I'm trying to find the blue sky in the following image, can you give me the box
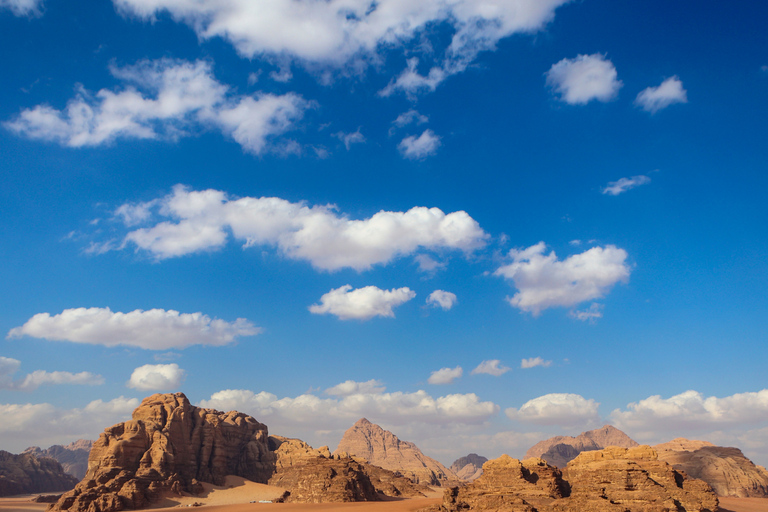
[1,0,767,468]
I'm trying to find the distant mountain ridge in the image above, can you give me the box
[450,453,487,481]
[525,425,638,467]
[0,450,78,497]
[23,440,93,480]
[333,417,458,486]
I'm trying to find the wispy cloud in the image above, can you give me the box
[471,360,511,377]
[428,366,463,385]
[520,357,552,369]
[602,175,651,195]
[399,129,441,160]
[635,76,688,114]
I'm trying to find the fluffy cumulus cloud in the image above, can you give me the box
[635,76,688,114]
[4,59,308,155]
[309,285,415,321]
[0,0,41,16]
[471,359,510,377]
[520,357,552,369]
[114,0,571,94]
[113,185,488,270]
[0,396,139,452]
[546,54,622,105]
[428,366,463,385]
[7,307,260,350]
[127,363,185,391]
[325,379,386,397]
[602,175,651,195]
[427,290,457,310]
[398,129,441,159]
[611,389,768,433]
[506,393,600,427]
[0,357,104,391]
[199,385,498,429]
[495,242,630,315]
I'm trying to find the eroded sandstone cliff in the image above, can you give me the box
[24,440,94,480]
[0,451,78,497]
[524,425,639,468]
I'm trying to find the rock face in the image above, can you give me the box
[333,418,457,486]
[428,446,719,512]
[654,438,768,497]
[0,451,78,496]
[269,436,427,500]
[24,441,94,480]
[49,393,276,512]
[450,454,488,481]
[524,425,639,468]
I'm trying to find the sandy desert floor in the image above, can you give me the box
[2,489,765,512]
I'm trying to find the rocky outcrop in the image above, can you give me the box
[48,393,276,512]
[0,451,78,496]
[269,436,427,500]
[426,446,719,512]
[654,438,768,497]
[24,441,94,480]
[450,454,488,481]
[333,418,458,486]
[524,425,639,468]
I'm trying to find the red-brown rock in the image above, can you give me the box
[525,425,639,468]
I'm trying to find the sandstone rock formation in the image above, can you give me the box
[333,418,458,486]
[24,440,94,480]
[654,438,768,497]
[0,451,78,496]
[425,446,719,512]
[269,435,427,500]
[49,393,276,512]
[524,425,639,468]
[450,454,488,481]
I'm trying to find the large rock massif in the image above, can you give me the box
[0,451,78,497]
[24,441,94,480]
[426,446,719,512]
[525,425,639,468]
[333,418,458,486]
[450,454,488,481]
[654,438,768,497]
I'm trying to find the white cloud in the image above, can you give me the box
[325,379,386,397]
[602,175,651,195]
[334,129,366,150]
[0,396,139,453]
[115,185,488,270]
[114,0,570,94]
[471,360,510,377]
[546,54,622,105]
[392,109,428,129]
[399,129,441,160]
[428,366,463,385]
[506,393,600,427]
[309,285,415,321]
[414,254,446,273]
[127,363,185,391]
[0,0,41,16]
[520,357,552,369]
[495,242,630,315]
[610,389,768,432]
[569,302,604,322]
[5,59,308,155]
[635,76,688,114]
[0,356,104,391]
[426,290,457,311]
[199,387,498,429]
[7,307,260,350]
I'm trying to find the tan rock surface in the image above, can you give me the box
[268,456,379,503]
[654,438,768,497]
[424,446,719,512]
[449,454,487,481]
[524,425,639,468]
[0,452,78,497]
[48,393,276,512]
[333,418,457,487]
[24,442,94,481]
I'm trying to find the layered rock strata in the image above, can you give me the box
[524,425,639,468]
[654,438,768,497]
[426,446,719,512]
[450,454,488,481]
[24,441,94,480]
[0,451,78,496]
[333,417,458,486]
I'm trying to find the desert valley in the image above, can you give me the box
[1,393,766,512]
